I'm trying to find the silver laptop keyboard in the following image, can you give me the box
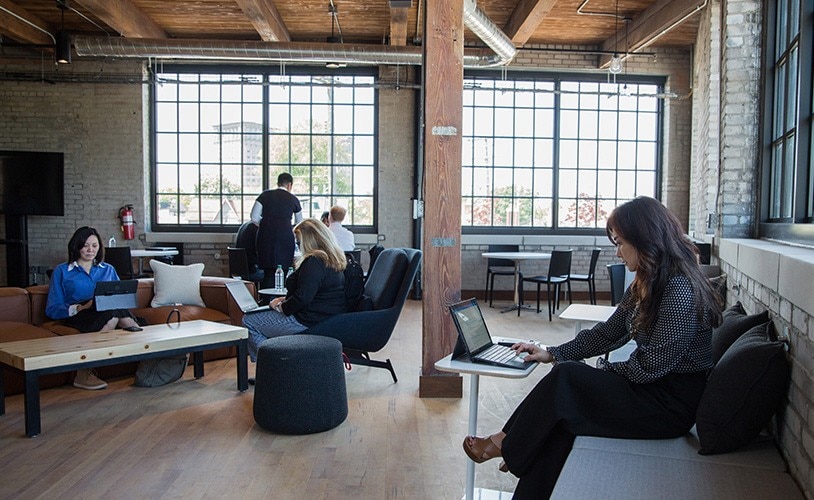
[477,345,517,364]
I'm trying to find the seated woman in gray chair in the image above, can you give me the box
[242,218,348,362]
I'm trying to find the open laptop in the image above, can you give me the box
[94,280,138,311]
[225,280,270,314]
[449,298,531,370]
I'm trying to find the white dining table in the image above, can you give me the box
[482,251,551,315]
[130,248,179,274]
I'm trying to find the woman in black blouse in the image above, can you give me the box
[463,196,723,498]
[242,218,347,362]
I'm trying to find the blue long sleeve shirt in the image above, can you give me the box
[45,261,120,320]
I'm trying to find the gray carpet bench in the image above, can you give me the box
[551,428,803,499]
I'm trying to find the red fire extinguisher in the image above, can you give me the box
[119,205,135,240]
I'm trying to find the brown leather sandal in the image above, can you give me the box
[462,435,502,463]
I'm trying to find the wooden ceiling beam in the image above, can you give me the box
[599,0,706,67]
[73,0,166,39]
[234,0,291,42]
[389,7,408,46]
[0,0,54,45]
[503,0,559,46]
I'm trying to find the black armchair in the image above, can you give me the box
[303,247,422,383]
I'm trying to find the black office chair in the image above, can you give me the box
[345,249,362,264]
[105,246,148,279]
[521,250,573,321]
[484,244,522,307]
[304,248,422,382]
[607,263,627,306]
[569,248,601,305]
[227,247,251,280]
[368,244,384,277]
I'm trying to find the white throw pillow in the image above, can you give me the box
[149,260,205,307]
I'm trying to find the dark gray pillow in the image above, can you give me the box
[711,301,769,363]
[696,322,790,455]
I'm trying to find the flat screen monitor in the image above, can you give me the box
[0,150,64,216]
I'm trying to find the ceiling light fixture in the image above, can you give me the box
[55,0,71,64]
[608,0,621,80]
[608,54,623,74]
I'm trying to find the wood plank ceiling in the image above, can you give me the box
[0,0,704,65]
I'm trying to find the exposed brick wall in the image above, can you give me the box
[690,1,721,237]
[690,1,812,496]
[0,60,147,283]
[717,0,762,238]
[376,65,417,251]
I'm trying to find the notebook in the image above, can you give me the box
[225,280,270,314]
[94,280,139,311]
[449,298,531,370]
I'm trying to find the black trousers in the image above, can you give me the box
[501,361,707,499]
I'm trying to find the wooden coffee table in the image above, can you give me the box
[0,320,248,437]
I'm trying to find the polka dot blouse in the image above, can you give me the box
[548,274,713,384]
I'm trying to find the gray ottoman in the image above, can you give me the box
[253,335,348,434]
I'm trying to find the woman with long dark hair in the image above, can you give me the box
[462,196,723,498]
[46,226,140,390]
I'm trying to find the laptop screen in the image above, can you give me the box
[224,280,260,312]
[449,298,493,354]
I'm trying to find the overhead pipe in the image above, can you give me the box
[74,1,515,67]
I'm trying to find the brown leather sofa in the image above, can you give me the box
[0,277,254,395]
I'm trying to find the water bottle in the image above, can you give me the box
[286,266,294,279]
[274,265,284,290]
[108,236,116,247]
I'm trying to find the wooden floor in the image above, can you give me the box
[0,299,581,499]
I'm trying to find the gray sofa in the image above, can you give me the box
[552,428,802,499]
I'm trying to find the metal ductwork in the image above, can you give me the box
[74,1,516,67]
[462,0,516,65]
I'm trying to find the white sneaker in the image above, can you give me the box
[73,369,108,390]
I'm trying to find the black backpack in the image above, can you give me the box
[344,254,366,311]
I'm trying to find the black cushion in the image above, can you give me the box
[711,301,770,363]
[696,322,790,455]
[364,249,408,310]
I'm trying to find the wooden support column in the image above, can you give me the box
[419,0,464,398]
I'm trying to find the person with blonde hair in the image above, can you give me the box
[242,218,348,361]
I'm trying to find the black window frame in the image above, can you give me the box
[149,64,378,234]
[461,69,665,236]
[760,0,814,244]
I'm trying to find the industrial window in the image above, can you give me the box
[461,71,662,233]
[760,0,814,244]
[152,67,376,231]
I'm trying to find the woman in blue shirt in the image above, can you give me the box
[46,226,140,390]
[462,197,723,498]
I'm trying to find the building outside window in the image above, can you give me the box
[152,68,376,231]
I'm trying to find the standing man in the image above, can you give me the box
[328,205,355,252]
[251,172,302,289]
